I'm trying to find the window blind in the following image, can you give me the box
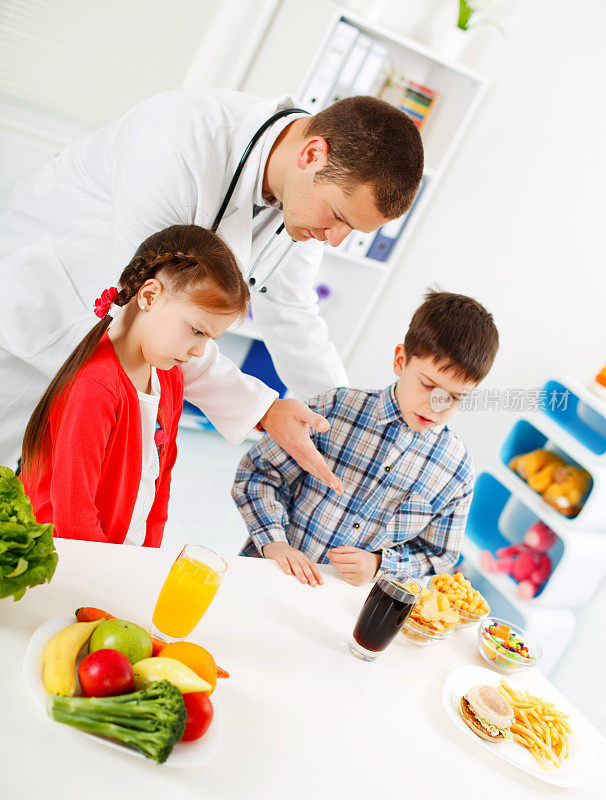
[0,0,219,127]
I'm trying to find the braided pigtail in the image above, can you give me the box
[22,224,248,471]
[22,255,162,470]
[118,228,249,318]
[21,310,114,470]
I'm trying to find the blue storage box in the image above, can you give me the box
[499,419,594,520]
[465,472,564,600]
[542,379,606,457]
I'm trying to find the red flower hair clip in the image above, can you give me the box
[94,286,119,319]
[154,428,169,447]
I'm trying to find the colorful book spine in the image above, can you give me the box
[400,81,438,131]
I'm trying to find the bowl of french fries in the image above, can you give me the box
[498,680,572,769]
[430,572,490,628]
[400,584,459,646]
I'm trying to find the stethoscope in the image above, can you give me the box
[211,107,310,293]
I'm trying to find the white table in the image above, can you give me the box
[2,539,604,799]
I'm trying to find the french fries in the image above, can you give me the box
[498,680,571,769]
[431,572,489,621]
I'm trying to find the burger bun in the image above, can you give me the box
[459,697,507,742]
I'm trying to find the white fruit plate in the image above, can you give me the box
[23,616,222,767]
[442,664,594,787]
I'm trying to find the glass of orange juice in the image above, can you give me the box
[151,544,227,640]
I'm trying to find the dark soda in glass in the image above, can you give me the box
[350,576,420,660]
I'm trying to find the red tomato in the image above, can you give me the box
[151,635,166,657]
[78,648,135,697]
[181,692,213,741]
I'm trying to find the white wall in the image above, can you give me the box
[349,0,606,468]
[239,0,606,466]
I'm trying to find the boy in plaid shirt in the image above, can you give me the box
[232,290,499,586]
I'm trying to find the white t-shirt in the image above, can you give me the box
[124,367,161,546]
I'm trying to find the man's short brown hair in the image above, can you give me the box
[404,290,499,384]
[304,96,424,219]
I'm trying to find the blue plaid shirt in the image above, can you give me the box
[233,385,474,577]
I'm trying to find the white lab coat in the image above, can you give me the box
[0,88,348,465]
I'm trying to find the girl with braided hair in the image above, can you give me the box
[20,224,249,546]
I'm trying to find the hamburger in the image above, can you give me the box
[459,684,514,742]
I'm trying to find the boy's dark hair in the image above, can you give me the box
[404,290,499,383]
[304,96,424,219]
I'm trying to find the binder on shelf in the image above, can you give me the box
[304,22,389,110]
[366,219,403,263]
[347,231,376,259]
[328,33,371,104]
[351,42,389,96]
[365,175,426,262]
[300,19,359,110]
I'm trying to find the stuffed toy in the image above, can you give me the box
[509,448,591,517]
[541,465,592,516]
[481,521,557,599]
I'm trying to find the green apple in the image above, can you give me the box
[89,619,152,664]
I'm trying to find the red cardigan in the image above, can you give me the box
[22,334,183,546]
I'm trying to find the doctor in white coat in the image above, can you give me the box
[0,87,423,481]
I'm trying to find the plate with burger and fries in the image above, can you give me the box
[441,665,595,787]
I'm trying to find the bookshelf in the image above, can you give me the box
[183,9,487,425]
[219,8,488,373]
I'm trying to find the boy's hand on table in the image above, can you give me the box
[262,541,324,587]
[328,547,381,586]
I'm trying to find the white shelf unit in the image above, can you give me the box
[460,375,606,674]
[499,414,606,531]
[218,10,488,367]
[464,467,606,609]
[540,373,606,465]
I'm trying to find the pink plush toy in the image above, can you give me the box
[480,521,557,599]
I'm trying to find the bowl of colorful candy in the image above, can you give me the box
[478,617,542,673]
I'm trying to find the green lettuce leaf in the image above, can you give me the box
[0,467,58,601]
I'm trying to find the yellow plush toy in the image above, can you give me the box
[542,465,592,517]
[509,449,591,517]
[510,449,566,493]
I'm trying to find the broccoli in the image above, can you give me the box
[47,680,186,763]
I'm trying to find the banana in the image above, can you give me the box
[42,619,105,696]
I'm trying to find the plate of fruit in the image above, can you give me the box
[478,617,542,674]
[23,607,227,766]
